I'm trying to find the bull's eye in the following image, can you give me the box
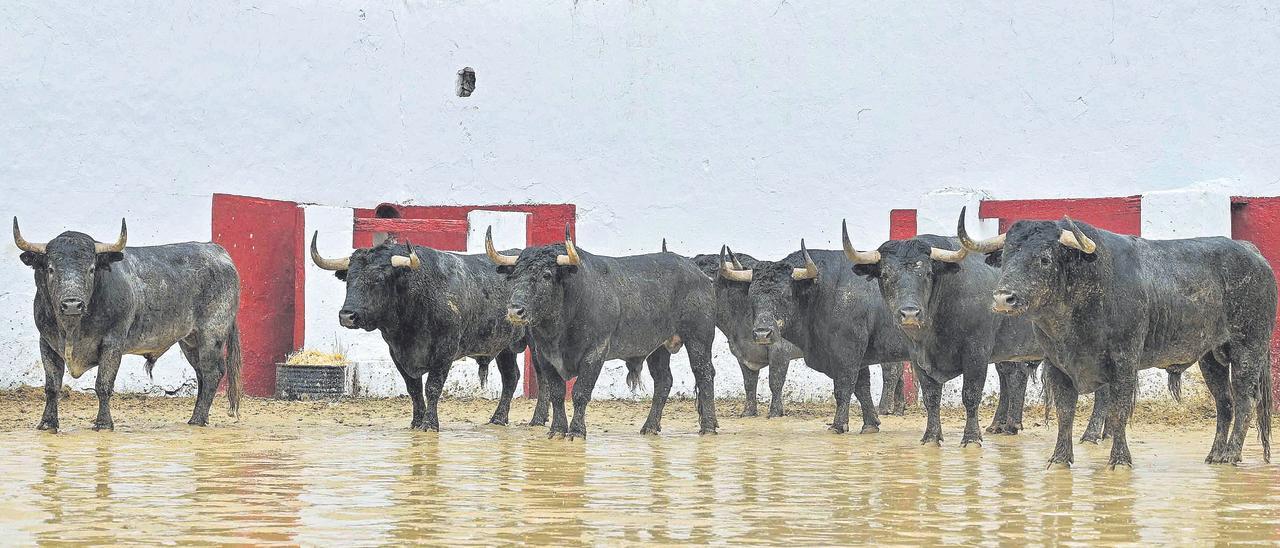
[1039,256,1052,267]
[542,271,552,280]
[915,261,924,269]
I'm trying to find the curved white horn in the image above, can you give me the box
[93,219,127,253]
[1059,216,1097,254]
[391,240,421,269]
[841,219,881,264]
[12,217,46,254]
[485,226,519,266]
[719,245,753,282]
[956,207,1006,253]
[556,224,581,266]
[310,231,351,271]
[791,239,819,280]
[929,246,968,263]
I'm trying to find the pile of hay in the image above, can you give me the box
[284,349,349,366]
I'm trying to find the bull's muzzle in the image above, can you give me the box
[338,309,360,329]
[752,327,774,345]
[992,290,1023,315]
[59,298,85,317]
[897,306,923,329]
[506,305,528,326]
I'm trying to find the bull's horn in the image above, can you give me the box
[391,240,421,269]
[485,226,519,266]
[12,217,46,254]
[841,219,880,264]
[929,245,968,263]
[725,246,745,270]
[661,238,667,253]
[791,239,819,280]
[956,207,1005,253]
[1059,216,1097,254]
[556,224,581,266]
[719,245,753,282]
[310,231,351,271]
[93,219,127,254]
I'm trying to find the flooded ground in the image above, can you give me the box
[0,391,1276,545]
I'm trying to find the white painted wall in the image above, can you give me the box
[3,1,1279,405]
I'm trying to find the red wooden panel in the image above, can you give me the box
[979,196,1142,235]
[1231,196,1280,409]
[353,218,468,234]
[887,209,919,405]
[212,194,304,397]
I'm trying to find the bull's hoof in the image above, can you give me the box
[547,430,566,440]
[961,437,983,448]
[1107,457,1134,470]
[1079,434,1102,445]
[187,418,209,427]
[859,425,880,434]
[767,408,785,419]
[36,420,59,432]
[92,420,114,432]
[985,424,1002,434]
[487,416,509,427]
[699,427,718,436]
[414,424,440,432]
[1003,424,1023,435]
[567,431,586,441]
[1205,451,1242,465]
[828,424,849,434]
[740,408,759,418]
[640,425,661,435]
[1045,460,1072,470]
[528,418,548,427]
[920,434,942,446]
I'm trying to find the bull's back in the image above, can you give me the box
[595,253,713,352]
[114,243,240,349]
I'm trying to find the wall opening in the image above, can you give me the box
[456,67,476,97]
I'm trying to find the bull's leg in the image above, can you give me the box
[529,352,550,427]
[1004,364,1029,435]
[488,351,520,426]
[1105,369,1138,469]
[1216,344,1266,464]
[182,339,227,427]
[544,364,569,439]
[916,364,943,446]
[685,339,718,434]
[960,363,985,447]
[566,361,604,440]
[1045,364,1078,468]
[395,363,427,430]
[854,365,880,434]
[91,348,123,431]
[1200,353,1233,462]
[37,340,65,432]
[739,362,761,417]
[988,363,1011,434]
[1080,386,1109,444]
[828,368,853,434]
[641,351,673,435]
[767,353,789,418]
[879,362,902,416]
[421,365,451,432]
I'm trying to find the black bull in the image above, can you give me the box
[960,213,1275,467]
[16,219,243,431]
[488,228,718,439]
[311,233,545,431]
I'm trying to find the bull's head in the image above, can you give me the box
[956,207,1097,316]
[842,220,966,333]
[485,224,580,328]
[15,218,127,325]
[311,232,420,331]
[719,241,818,345]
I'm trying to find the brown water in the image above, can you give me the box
[1,420,1277,545]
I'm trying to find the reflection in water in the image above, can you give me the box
[0,424,1277,544]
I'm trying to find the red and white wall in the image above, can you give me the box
[3,2,1279,405]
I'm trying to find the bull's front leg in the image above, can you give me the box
[543,363,570,439]
[988,363,1011,434]
[92,347,123,431]
[739,362,761,417]
[1105,367,1138,469]
[37,340,65,432]
[420,365,451,432]
[828,368,854,434]
[1045,364,1078,468]
[853,365,880,434]
[766,352,789,418]
[916,364,944,446]
[1003,363,1029,434]
[395,363,427,430]
[566,361,604,441]
[960,362,985,447]
[1080,386,1110,444]
[879,362,903,417]
[488,352,520,426]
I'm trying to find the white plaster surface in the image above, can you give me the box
[4,1,1279,406]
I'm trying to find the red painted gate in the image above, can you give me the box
[212,194,305,397]
[1231,196,1280,408]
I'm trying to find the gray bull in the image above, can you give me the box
[488,227,718,438]
[959,211,1274,466]
[16,218,242,431]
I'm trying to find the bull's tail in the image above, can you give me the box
[1167,369,1184,403]
[1041,361,1053,425]
[626,359,644,392]
[1259,349,1272,464]
[226,322,243,418]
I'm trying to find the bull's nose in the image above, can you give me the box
[992,290,1020,313]
[898,306,922,326]
[506,305,527,324]
[338,310,359,328]
[59,298,85,316]
[752,327,774,345]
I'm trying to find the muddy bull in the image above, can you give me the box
[959,212,1275,467]
[488,227,717,439]
[721,242,911,434]
[311,234,543,431]
[16,218,243,431]
[842,221,1042,445]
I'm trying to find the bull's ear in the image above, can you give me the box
[19,251,44,268]
[931,260,961,275]
[851,263,880,279]
[95,252,124,271]
[557,264,579,275]
[496,265,514,275]
[334,270,348,281]
[984,250,1003,267]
